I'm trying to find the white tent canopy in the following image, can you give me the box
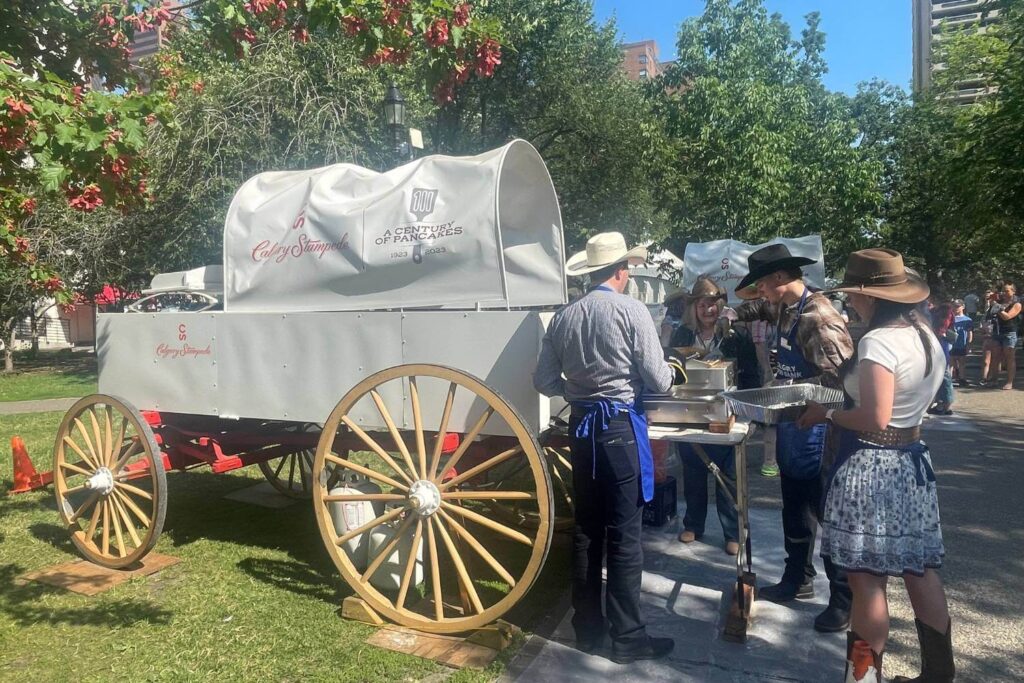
[223,140,567,312]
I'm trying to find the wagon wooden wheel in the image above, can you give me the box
[53,394,167,569]
[259,424,342,498]
[312,364,552,634]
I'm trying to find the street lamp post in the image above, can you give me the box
[383,82,411,166]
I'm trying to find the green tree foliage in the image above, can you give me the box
[429,0,673,248]
[654,0,882,269]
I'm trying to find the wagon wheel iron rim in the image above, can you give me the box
[53,394,167,569]
[312,364,553,634]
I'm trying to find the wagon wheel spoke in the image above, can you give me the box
[436,508,516,587]
[339,416,414,486]
[70,420,100,470]
[322,493,406,503]
[69,491,101,525]
[111,440,144,475]
[88,409,105,470]
[111,492,142,548]
[113,488,152,528]
[440,446,523,491]
[362,514,417,583]
[409,377,429,479]
[101,501,110,556]
[368,390,420,482]
[434,407,494,483]
[325,453,408,493]
[428,382,458,480]
[425,516,444,621]
[433,516,484,614]
[85,499,103,541]
[109,416,128,469]
[116,481,154,501]
[442,491,535,501]
[60,460,93,477]
[440,501,534,546]
[396,519,425,609]
[334,505,407,547]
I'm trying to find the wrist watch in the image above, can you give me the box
[825,408,836,423]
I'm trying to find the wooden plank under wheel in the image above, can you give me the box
[53,394,167,569]
[312,364,553,634]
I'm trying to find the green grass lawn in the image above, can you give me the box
[0,349,97,402]
[0,411,568,682]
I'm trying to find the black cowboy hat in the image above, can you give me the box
[735,243,817,293]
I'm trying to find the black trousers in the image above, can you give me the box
[568,412,647,644]
[780,473,852,611]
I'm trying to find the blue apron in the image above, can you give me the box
[774,289,827,480]
[570,285,656,503]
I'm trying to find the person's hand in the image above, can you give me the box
[668,359,688,385]
[797,400,827,429]
[719,306,739,322]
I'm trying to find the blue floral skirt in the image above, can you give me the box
[821,444,945,577]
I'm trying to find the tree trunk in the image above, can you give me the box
[30,308,39,353]
[3,321,15,373]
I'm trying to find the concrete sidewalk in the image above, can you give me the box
[505,506,846,683]
[0,397,80,415]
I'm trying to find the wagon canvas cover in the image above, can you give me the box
[223,139,566,312]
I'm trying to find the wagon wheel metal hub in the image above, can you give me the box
[83,467,116,496]
[407,480,441,517]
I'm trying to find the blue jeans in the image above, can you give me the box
[680,443,738,542]
[936,366,955,406]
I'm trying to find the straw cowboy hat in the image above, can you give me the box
[735,243,817,293]
[664,276,725,306]
[565,231,648,276]
[828,248,930,304]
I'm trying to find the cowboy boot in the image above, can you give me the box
[844,631,884,683]
[891,619,955,683]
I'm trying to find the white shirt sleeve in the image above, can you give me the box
[858,332,900,373]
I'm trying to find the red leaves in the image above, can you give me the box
[44,276,64,293]
[19,197,36,215]
[292,26,310,43]
[343,15,367,36]
[67,184,104,212]
[475,38,501,78]
[453,3,472,28]
[14,236,30,254]
[4,97,33,118]
[0,125,26,152]
[192,80,205,94]
[425,18,450,48]
[245,0,273,14]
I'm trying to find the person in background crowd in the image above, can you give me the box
[929,303,956,415]
[950,300,973,386]
[669,276,760,555]
[979,285,1002,384]
[534,231,685,663]
[733,244,854,634]
[659,289,686,347]
[963,291,980,319]
[799,248,953,683]
[981,283,1021,389]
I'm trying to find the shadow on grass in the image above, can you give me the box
[237,557,346,604]
[0,564,172,628]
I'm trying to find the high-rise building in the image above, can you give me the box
[621,40,672,81]
[913,0,1003,103]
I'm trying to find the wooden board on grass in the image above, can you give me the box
[366,626,501,670]
[20,553,180,596]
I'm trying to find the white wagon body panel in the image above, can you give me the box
[97,310,557,436]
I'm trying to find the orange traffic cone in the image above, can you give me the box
[10,436,53,494]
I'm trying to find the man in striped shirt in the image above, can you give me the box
[534,232,684,664]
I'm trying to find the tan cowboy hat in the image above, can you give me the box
[683,275,727,302]
[827,248,930,304]
[565,231,648,276]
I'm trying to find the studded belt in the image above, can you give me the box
[856,425,921,448]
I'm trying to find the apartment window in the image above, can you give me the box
[639,54,648,64]
[639,69,648,78]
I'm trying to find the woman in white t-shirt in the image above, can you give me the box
[798,249,952,683]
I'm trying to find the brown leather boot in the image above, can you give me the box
[891,619,954,683]
[844,631,884,683]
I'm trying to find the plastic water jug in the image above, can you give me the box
[327,473,383,571]
[367,515,424,592]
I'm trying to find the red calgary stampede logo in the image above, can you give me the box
[250,207,350,264]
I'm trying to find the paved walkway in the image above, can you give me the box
[0,397,80,415]
[505,363,1024,682]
